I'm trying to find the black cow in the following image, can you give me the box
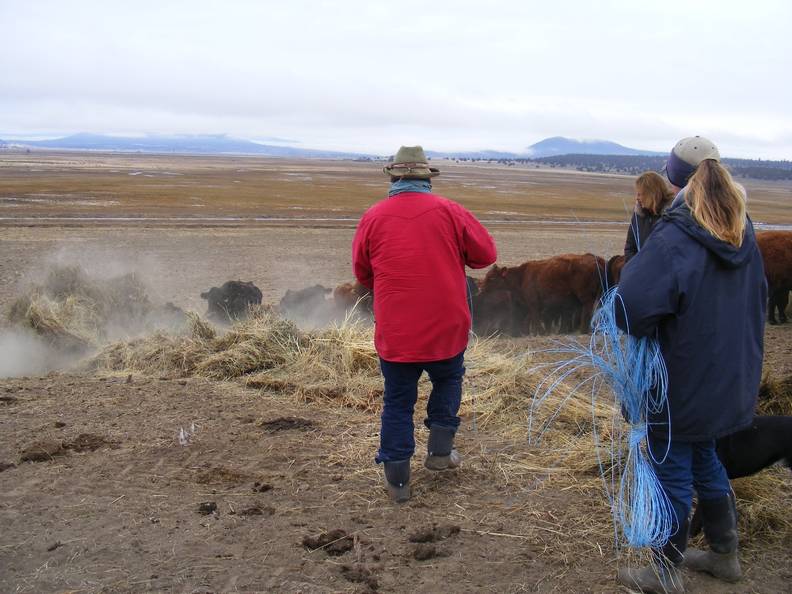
[201,280,263,323]
[690,416,792,535]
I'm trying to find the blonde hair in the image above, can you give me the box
[635,171,674,215]
[685,160,746,247]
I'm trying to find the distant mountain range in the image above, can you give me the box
[427,137,664,159]
[0,133,372,159]
[526,136,665,157]
[0,133,666,159]
[3,133,789,180]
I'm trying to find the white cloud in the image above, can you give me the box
[1,0,790,158]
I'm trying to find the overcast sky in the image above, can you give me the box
[2,0,791,159]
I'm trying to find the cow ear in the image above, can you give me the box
[200,291,209,299]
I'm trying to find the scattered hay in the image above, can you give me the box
[757,373,792,416]
[7,265,187,352]
[733,468,792,546]
[93,307,301,379]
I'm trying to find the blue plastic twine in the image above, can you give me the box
[528,287,675,550]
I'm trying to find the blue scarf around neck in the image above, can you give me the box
[388,178,432,197]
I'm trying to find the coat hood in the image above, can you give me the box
[662,199,757,269]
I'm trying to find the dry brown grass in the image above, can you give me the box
[2,152,791,224]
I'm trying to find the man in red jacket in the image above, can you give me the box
[352,146,497,502]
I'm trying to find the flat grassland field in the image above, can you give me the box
[1,151,791,594]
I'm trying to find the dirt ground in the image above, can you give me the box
[1,154,791,593]
[2,373,792,594]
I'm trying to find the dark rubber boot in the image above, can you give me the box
[617,518,688,593]
[424,426,461,471]
[685,494,741,582]
[617,563,685,594]
[383,460,411,503]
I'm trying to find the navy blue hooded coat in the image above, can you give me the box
[615,199,766,442]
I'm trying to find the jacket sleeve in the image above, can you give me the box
[624,213,638,262]
[615,233,679,337]
[452,204,497,269]
[352,215,373,289]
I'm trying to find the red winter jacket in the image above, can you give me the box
[352,192,497,362]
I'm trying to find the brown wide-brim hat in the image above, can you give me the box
[383,145,440,179]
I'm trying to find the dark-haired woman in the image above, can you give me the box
[624,170,675,262]
[615,137,766,593]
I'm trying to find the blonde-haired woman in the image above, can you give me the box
[624,171,675,262]
[615,137,766,593]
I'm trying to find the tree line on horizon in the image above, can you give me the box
[452,154,792,181]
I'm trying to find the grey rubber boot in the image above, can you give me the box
[684,494,741,582]
[383,460,411,503]
[617,518,688,594]
[424,426,462,471]
[617,563,685,594]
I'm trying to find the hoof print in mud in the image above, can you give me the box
[302,528,354,555]
[413,543,447,561]
[237,505,274,517]
[340,563,379,591]
[408,523,461,543]
[19,440,66,462]
[65,433,116,452]
[259,416,315,432]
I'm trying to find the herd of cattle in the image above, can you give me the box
[201,230,792,335]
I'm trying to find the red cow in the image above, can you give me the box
[757,231,792,324]
[606,254,626,288]
[332,281,373,320]
[474,253,606,335]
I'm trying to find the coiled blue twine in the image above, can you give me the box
[528,287,675,550]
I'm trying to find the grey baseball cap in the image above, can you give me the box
[664,136,721,188]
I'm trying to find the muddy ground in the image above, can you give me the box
[1,372,791,594]
[1,155,791,593]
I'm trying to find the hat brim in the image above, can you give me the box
[383,165,440,179]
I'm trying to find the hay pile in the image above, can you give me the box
[93,309,618,477]
[91,310,792,549]
[757,372,792,416]
[8,266,185,352]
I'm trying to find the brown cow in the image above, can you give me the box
[474,253,606,335]
[606,254,626,287]
[332,281,374,320]
[757,231,792,324]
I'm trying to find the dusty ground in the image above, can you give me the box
[1,153,791,593]
[2,372,792,594]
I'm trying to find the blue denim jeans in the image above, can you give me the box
[376,351,465,463]
[648,431,732,545]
